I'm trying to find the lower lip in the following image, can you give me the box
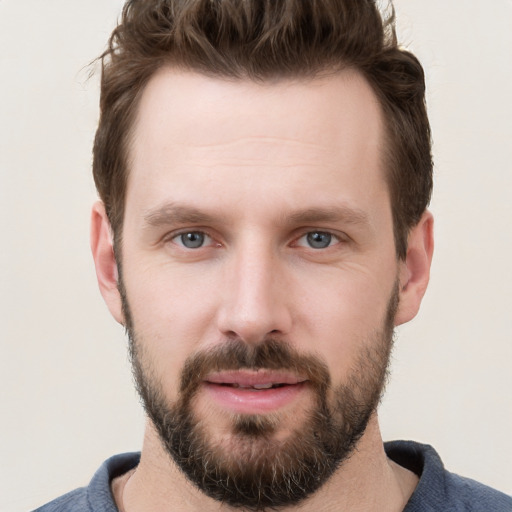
[203,382,307,414]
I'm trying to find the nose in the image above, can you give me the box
[216,240,293,344]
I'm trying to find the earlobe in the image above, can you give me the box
[395,210,434,326]
[90,201,125,325]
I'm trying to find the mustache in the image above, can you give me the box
[179,338,331,396]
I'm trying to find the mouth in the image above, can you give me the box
[205,369,307,389]
[202,370,308,414]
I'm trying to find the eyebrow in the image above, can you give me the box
[142,202,370,229]
[143,203,218,227]
[285,206,370,227]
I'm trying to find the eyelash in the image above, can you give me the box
[170,230,215,249]
[294,231,342,249]
[167,229,345,251]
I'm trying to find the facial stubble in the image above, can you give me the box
[120,278,398,511]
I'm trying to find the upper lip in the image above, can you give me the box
[205,370,307,387]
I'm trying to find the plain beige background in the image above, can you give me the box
[1,1,511,510]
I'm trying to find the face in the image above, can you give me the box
[94,68,430,509]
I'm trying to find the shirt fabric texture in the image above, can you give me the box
[33,440,512,511]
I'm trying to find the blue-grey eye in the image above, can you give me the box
[177,231,207,248]
[306,231,333,249]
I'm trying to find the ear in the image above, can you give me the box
[395,210,434,326]
[90,201,125,325]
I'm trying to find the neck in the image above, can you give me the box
[117,414,417,512]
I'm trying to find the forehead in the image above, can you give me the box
[131,67,384,156]
[126,68,387,220]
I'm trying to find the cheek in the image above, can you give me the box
[123,263,221,395]
[295,269,396,381]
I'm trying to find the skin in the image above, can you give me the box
[91,68,434,511]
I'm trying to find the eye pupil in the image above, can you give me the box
[307,232,332,249]
[180,232,205,248]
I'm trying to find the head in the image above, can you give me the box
[90,1,434,509]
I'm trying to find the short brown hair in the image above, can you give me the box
[93,0,432,259]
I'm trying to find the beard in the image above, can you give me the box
[120,279,398,511]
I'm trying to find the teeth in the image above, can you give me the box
[253,383,274,389]
[226,383,276,389]
[224,382,284,389]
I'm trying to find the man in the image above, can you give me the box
[35,0,512,511]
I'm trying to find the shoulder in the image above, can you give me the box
[32,488,88,512]
[443,472,512,511]
[32,452,140,512]
[385,440,512,512]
